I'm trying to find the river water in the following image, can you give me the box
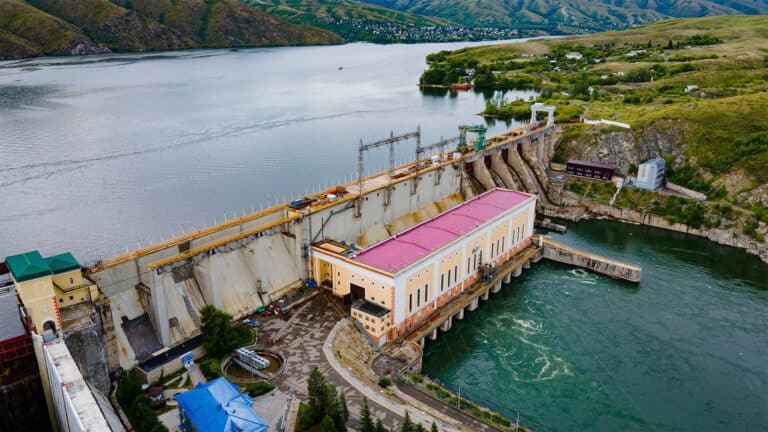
[0,41,534,261]
[1,42,766,431]
[423,220,768,432]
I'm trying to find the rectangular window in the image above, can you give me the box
[424,284,428,302]
[454,265,458,283]
[409,294,413,313]
[440,274,445,291]
[491,243,495,258]
[467,257,471,274]
[479,251,483,266]
[502,237,505,252]
[473,254,477,270]
[417,289,421,307]
[447,269,451,286]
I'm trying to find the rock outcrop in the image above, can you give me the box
[557,120,690,174]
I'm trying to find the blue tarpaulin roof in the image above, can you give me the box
[175,377,268,432]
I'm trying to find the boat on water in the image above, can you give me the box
[451,82,472,91]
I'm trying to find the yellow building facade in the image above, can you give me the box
[312,188,536,345]
[5,251,98,334]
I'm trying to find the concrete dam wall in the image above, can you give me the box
[88,124,559,370]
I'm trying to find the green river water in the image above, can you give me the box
[422,220,767,432]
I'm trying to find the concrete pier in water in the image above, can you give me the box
[540,236,642,282]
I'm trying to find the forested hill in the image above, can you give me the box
[0,0,343,60]
[359,0,768,34]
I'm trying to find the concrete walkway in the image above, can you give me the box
[324,320,471,432]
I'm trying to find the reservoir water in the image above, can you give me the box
[423,220,767,432]
[0,41,533,261]
[1,42,766,432]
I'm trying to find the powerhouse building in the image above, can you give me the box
[311,188,537,345]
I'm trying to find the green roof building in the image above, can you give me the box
[5,251,82,283]
[3,250,96,334]
[5,251,53,283]
[45,253,81,275]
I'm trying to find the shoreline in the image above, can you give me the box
[540,199,768,264]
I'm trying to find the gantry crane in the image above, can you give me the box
[458,124,487,151]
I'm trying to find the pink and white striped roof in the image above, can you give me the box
[352,188,534,273]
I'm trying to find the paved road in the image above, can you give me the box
[266,293,404,430]
[324,319,460,431]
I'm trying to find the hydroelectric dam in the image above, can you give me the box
[84,111,638,374]
[3,107,641,431]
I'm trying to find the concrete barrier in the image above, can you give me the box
[540,236,641,282]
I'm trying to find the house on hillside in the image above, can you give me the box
[565,52,583,60]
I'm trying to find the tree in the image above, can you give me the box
[307,368,349,431]
[431,422,439,432]
[375,419,388,432]
[308,367,327,416]
[667,39,673,50]
[400,411,415,432]
[200,305,250,357]
[338,391,349,428]
[320,415,337,432]
[359,397,375,432]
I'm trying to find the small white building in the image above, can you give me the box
[565,52,583,60]
[685,84,699,93]
[635,158,666,191]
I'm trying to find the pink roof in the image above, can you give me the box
[353,188,533,273]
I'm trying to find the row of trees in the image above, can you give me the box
[301,368,350,431]
[359,397,439,432]
[303,367,440,432]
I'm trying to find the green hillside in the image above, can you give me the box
[0,0,342,60]
[0,0,111,58]
[241,0,518,42]
[420,15,768,237]
[362,0,768,33]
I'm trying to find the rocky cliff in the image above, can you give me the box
[556,120,691,175]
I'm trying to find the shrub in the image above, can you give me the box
[116,372,168,432]
[378,377,391,388]
[296,402,319,432]
[245,381,274,397]
[199,358,221,381]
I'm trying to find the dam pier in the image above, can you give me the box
[2,105,641,431]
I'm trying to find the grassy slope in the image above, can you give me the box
[0,0,105,58]
[361,0,768,32]
[113,0,343,47]
[0,0,342,59]
[27,0,201,51]
[447,16,768,185]
[243,0,452,27]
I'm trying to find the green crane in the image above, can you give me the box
[458,124,487,151]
